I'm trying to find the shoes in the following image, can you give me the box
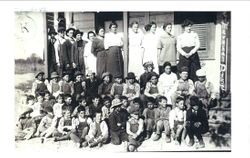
[53,137,58,142]
[166,135,171,143]
[98,142,103,148]
[196,140,205,149]
[89,141,98,148]
[41,138,45,144]
[145,133,151,140]
[188,139,194,147]
[82,141,88,147]
[153,134,161,141]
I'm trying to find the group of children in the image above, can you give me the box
[16,61,217,151]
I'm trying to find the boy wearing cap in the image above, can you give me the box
[71,29,88,76]
[72,71,86,103]
[139,62,155,93]
[59,72,74,96]
[85,111,109,148]
[98,72,113,98]
[109,98,129,145]
[31,71,48,97]
[158,62,178,105]
[110,74,124,98]
[47,72,61,98]
[15,107,36,141]
[186,96,208,149]
[171,66,194,108]
[123,72,140,101]
[194,69,217,112]
[126,109,144,152]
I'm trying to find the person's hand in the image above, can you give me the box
[132,133,138,139]
[72,63,76,68]
[194,122,201,128]
[117,123,121,126]
[184,53,190,58]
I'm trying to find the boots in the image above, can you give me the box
[196,139,205,149]
[153,134,161,141]
[145,131,151,140]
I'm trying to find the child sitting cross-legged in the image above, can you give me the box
[70,106,93,148]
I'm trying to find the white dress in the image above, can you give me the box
[128,28,144,78]
[142,32,159,73]
[84,40,97,74]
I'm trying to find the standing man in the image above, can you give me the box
[157,23,177,74]
[47,27,57,76]
[71,29,88,76]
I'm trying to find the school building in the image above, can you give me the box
[15,11,231,97]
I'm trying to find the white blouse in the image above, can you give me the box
[104,32,123,49]
[177,31,200,48]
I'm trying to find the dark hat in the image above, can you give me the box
[66,28,76,34]
[125,72,136,79]
[35,71,45,78]
[189,96,200,107]
[74,29,83,38]
[58,27,66,32]
[50,72,59,79]
[74,71,84,77]
[102,72,111,79]
[143,61,154,68]
[147,72,159,81]
[180,66,189,73]
[111,98,122,109]
[44,106,53,114]
[48,27,57,35]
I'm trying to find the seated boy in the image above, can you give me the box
[186,96,209,149]
[85,111,109,148]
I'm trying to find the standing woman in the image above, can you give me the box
[142,22,159,74]
[84,31,96,75]
[128,21,144,78]
[104,22,124,78]
[91,27,107,79]
[71,29,88,76]
[177,19,201,82]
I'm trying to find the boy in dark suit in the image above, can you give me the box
[186,96,209,149]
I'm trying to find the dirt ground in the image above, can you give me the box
[14,73,231,152]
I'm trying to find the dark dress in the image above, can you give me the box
[177,46,201,82]
[91,37,107,79]
[71,40,88,75]
[107,46,124,78]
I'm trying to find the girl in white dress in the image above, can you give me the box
[84,31,97,74]
[142,22,159,73]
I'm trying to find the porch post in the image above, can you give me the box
[123,12,129,77]
[43,12,48,78]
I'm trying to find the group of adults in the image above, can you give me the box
[47,18,201,82]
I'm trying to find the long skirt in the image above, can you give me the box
[96,50,107,79]
[107,46,124,78]
[177,46,201,82]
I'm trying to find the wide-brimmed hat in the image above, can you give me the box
[48,27,57,35]
[74,29,83,38]
[20,107,33,117]
[102,72,111,79]
[35,71,45,78]
[50,72,59,79]
[66,28,76,34]
[189,96,201,107]
[113,73,123,79]
[143,61,154,68]
[196,69,206,77]
[125,72,136,79]
[111,98,122,109]
[74,71,84,77]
